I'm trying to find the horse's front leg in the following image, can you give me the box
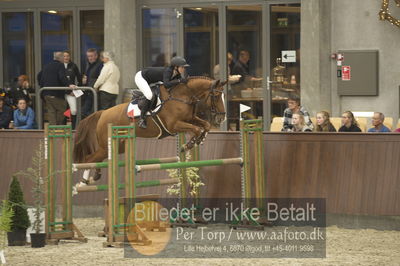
[191,116,211,145]
[173,120,203,152]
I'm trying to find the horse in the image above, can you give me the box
[73,77,227,184]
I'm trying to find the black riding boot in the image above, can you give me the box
[71,115,77,129]
[138,99,152,129]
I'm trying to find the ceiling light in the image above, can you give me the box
[48,10,58,14]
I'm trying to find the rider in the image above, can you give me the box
[134,56,190,128]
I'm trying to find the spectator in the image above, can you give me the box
[232,50,251,83]
[63,51,82,128]
[339,111,362,132]
[213,52,241,83]
[395,128,400,132]
[94,51,120,110]
[38,51,75,125]
[0,97,13,129]
[82,48,103,118]
[368,112,391,132]
[11,98,36,129]
[152,53,166,67]
[290,113,313,132]
[282,96,314,131]
[315,111,336,132]
[9,75,34,107]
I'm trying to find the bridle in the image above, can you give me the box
[165,79,226,118]
[202,80,226,118]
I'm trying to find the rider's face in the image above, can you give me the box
[177,66,185,74]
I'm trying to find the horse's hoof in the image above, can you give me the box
[93,173,102,181]
[72,182,87,196]
[72,186,78,196]
[88,176,96,184]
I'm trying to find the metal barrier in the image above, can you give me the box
[36,87,98,129]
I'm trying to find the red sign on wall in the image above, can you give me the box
[342,66,351,81]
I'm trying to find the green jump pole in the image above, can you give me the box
[76,178,180,192]
[136,157,243,172]
[72,156,180,171]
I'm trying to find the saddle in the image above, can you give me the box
[130,82,162,118]
[127,82,175,139]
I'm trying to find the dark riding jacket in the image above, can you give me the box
[141,67,186,88]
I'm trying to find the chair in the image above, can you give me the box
[357,121,367,132]
[355,117,367,125]
[272,117,283,123]
[270,122,283,132]
[330,117,342,131]
[383,117,393,130]
[355,117,367,132]
[310,117,317,126]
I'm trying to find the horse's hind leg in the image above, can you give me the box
[84,148,107,182]
[75,148,107,190]
[84,147,108,164]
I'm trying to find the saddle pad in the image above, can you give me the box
[127,97,162,119]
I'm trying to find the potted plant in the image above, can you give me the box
[7,176,30,246]
[0,200,14,264]
[17,141,47,248]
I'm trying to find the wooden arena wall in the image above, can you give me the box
[0,131,399,216]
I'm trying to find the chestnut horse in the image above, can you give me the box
[73,77,227,184]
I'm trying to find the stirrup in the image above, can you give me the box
[138,118,147,129]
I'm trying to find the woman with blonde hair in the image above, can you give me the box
[315,111,336,132]
[339,111,361,132]
[291,112,313,132]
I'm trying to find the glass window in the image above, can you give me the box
[80,10,104,71]
[226,5,263,131]
[41,11,73,67]
[270,4,301,118]
[2,12,34,87]
[142,8,177,67]
[184,7,218,77]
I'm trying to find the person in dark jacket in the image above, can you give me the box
[63,51,82,128]
[81,48,103,118]
[134,56,189,128]
[339,111,362,132]
[0,97,13,129]
[232,50,251,83]
[37,51,75,125]
[9,75,34,107]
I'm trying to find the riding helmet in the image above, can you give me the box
[171,56,190,67]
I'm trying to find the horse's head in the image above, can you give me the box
[187,77,228,127]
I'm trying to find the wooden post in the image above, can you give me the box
[240,120,251,209]
[44,123,52,238]
[177,133,188,208]
[254,120,265,209]
[107,123,117,245]
[45,124,86,243]
[104,124,151,247]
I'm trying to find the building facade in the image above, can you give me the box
[1,0,399,130]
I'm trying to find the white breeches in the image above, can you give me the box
[134,71,153,100]
[65,94,77,115]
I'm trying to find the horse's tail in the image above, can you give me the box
[73,110,104,163]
